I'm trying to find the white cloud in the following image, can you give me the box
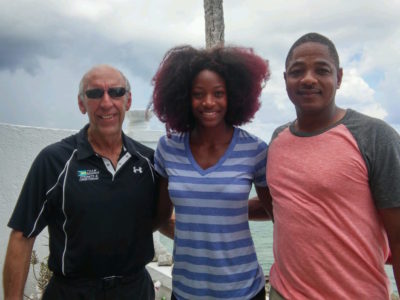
[0,0,399,133]
[340,68,375,103]
[338,68,388,119]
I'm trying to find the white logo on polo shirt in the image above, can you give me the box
[77,169,99,181]
[133,166,143,174]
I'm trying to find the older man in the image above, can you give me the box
[3,65,157,299]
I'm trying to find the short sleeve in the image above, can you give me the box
[368,124,400,208]
[344,110,400,209]
[7,148,53,237]
[254,140,268,187]
[154,136,168,178]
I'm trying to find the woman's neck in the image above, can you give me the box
[190,123,234,146]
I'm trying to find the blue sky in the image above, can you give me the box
[1,0,399,140]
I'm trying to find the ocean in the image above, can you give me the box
[160,219,398,295]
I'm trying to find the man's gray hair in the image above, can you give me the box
[78,65,131,101]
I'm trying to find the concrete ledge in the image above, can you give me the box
[146,262,172,300]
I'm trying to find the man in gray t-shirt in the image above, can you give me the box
[266,32,400,299]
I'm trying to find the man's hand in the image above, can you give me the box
[3,230,35,300]
[379,207,400,295]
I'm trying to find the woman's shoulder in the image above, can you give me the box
[236,127,268,147]
[158,132,188,149]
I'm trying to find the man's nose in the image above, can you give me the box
[301,71,317,85]
[99,91,114,107]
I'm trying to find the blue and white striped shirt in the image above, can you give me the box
[155,127,268,300]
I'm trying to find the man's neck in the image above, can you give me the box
[87,128,123,167]
[295,106,346,133]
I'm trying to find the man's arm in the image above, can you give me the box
[3,230,35,300]
[248,186,273,221]
[159,212,176,240]
[152,177,175,239]
[379,207,400,294]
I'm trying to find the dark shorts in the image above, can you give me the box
[42,268,155,300]
[171,286,265,300]
[269,286,286,300]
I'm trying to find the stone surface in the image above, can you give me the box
[153,235,173,266]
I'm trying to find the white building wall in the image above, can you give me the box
[0,111,166,298]
[0,124,78,298]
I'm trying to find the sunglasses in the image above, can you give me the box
[85,87,127,99]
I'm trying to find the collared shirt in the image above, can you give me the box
[8,124,158,278]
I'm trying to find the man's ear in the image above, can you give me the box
[78,96,86,114]
[337,68,343,89]
[283,71,287,83]
[125,92,132,111]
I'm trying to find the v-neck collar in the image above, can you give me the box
[185,127,238,175]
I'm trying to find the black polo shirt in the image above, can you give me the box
[8,124,158,278]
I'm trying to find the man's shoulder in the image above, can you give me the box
[345,109,386,126]
[39,132,79,158]
[343,109,399,141]
[26,132,80,174]
[270,122,291,143]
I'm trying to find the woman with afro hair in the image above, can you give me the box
[151,45,273,300]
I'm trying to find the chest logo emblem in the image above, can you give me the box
[133,166,143,174]
[77,169,99,181]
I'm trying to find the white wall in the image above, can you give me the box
[0,124,78,298]
[0,111,164,298]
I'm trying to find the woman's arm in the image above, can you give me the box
[248,186,273,221]
[153,177,175,239]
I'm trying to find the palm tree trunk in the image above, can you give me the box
[204,0,225,48]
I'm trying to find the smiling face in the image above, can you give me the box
[78,66,131,139]
[191,69,228,130]
[284,42,343,118]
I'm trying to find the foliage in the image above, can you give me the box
[24,250,52,300]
